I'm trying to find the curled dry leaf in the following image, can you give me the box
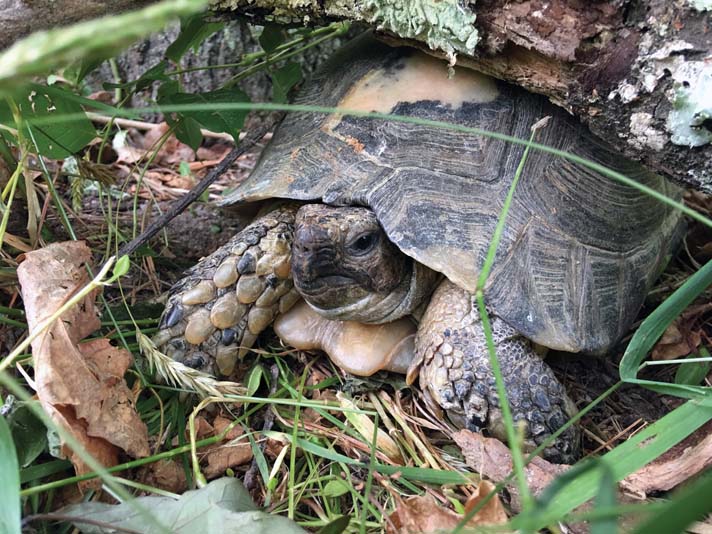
[651,320,701,361]
[143,122,196,165]
[621,422,712,499]
[192,415,253,479]
[17,241,149,488]
[452,430,568,512]
[138,459,188,495]
[387,481,507,534]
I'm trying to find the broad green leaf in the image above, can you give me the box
[112,255,131,279]
[157,78,180,100]
[61,477,306,533]
[6,400,47,467]
[675,348,711,386]
[246,364,265,397]
[0,416,21,534]
[63,57,105,85]
[0,0,208,92]
[0,130,16,164]
[0,100,14,126]
[179,161,191,176]
[172,116,203,151]
[259,24,287,53]
[166,14,224,62]
[136,60,170,92]
[318,515,350,534]
[160,88,250,139]
[271,62,302,104]
[18,87,96,158]
[322,479,350,498]
[620,258,712,398]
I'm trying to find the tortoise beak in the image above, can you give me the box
[291,224,339,290]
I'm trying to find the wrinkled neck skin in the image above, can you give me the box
[291,204,440,324]
[314,261,440,323]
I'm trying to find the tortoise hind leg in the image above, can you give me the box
[153,203,301,376]
[414,280,581,463]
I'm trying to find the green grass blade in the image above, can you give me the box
[620,258,712,398]
[468,124,544,517]
[631,472,712,534]
[18,102,712,229]
[0,0,208,91]
[592,462,618,534]
[0,416,21,534]
[509,397,712,530]
[267,432,473,485]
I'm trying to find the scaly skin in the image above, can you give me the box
[416,280,581,463]
[155,204,581,462]
[153,204,301,376]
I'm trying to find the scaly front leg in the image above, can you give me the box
[415,280,581,463]
[153,204,301,376]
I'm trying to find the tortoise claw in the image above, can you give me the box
[152,204,300,376]
[418,280,581,464]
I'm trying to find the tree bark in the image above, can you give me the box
[213,0,712,192]
[0,0,151,50]
[3,0,711,191]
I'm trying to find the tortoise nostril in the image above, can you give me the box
[294,226,330,254]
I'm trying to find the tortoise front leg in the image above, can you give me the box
[414,280,581,463]
[153,203,302,376]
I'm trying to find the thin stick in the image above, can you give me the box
[86,111,237,142]
[117,117,281,258]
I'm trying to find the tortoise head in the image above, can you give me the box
[292,204,439,323]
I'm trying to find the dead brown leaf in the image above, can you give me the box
[652,321,701,361]
[17,241,150,489]
[190,415,253,479]
[143,122,196,166]
[113,131,147,165]
[387,481,507,534]
[196,144,231,162]
[137,459,188,494]
[621,423,712,498]
[452,430,568,512]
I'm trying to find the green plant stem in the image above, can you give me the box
[288,364,310,519]
[24,127,77,240]
[28,102,710,228]
[641,356,712,366]
[223,24,350,88]
[0,306,24,317]
[167,23,346,77]
[19,433,226,497]
[471,124,543,513]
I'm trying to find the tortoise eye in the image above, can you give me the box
[349,232,379,254]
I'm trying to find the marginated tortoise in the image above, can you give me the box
[154,34,683,462]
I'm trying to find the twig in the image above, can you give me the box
[86,112,236,142]
[117,117,281,258]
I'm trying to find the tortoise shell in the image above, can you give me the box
[222,33,682,354]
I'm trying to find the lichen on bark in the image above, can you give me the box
[358,0,479,57]
[211,0,479,57]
